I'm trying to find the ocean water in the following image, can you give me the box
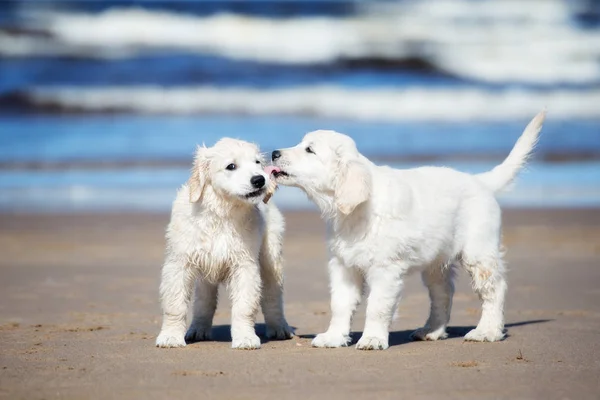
[0,0,599,212]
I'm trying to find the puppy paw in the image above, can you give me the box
[410,327,448,341]
[311,332,351,348]
[185,325,212,343]
[355,336,389,350]
[266,322,294,340]
[464,328,505,342]
[232,334,261,350]
[156,331,186,348]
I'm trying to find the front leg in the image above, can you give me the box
[356,266,404,350]
[156,256,196,348]
[312,258,364,348]
[259,248,293,340]
[229,262,262,350]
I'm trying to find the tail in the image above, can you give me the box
[477,110,546,193]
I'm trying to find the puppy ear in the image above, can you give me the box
[335,158,371,215]
[189,145,209,203]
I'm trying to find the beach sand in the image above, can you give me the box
[1,209,599,399]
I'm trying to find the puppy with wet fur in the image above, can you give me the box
[156,138,292,349]
[270,112,545,350]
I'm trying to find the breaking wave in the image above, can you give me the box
[5,85,599,121]
[2,0,599,84]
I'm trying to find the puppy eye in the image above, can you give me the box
[255,160,261,164]
[226,163,236,171]
[305,146,315,154]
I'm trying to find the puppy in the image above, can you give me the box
[156,138,293,349]
[269,112,545,350]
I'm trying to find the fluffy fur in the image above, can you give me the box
[272,111,545,350]
[156,138,293,350]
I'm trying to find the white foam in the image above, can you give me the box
[3,0,599,84]
[26,85,600,121]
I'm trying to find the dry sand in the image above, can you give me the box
[1,209,599,399]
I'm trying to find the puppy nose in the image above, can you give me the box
[251,175,266,189]
[271,150,281,161]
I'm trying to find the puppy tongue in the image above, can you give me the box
[264,166,281,175]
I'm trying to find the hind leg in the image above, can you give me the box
[459,198,506,342]
[185,278,218,343]
[411,265,455,341]
[462,254,506,342]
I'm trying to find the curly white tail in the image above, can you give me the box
[477,111,546,193]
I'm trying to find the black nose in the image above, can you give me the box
[251,175,266,189]
[271,150,281,161]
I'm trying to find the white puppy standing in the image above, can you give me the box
[270,112,545,350]
[156,138,292,349]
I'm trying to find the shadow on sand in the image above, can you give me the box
[185,323,298,345]
[298,319,552,347]
[186,319,551,347]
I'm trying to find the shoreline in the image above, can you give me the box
[1,206,599,220]
[2,153,600,172]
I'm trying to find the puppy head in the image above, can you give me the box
[189,138,270,206]
[271,130,371,215]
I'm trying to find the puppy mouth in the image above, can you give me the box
[244,188,266,199]
[264,165,290,179]
[273,171,289,178]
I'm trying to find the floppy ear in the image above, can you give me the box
[189,145,210,203]
[335,157,371,215]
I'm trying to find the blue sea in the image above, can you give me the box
[0,0,599,212]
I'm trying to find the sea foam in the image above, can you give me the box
[1,0,598,84]
[17,85,600,121]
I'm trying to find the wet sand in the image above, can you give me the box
[1,209,599,399]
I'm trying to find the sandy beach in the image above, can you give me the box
[1,209,599,399]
